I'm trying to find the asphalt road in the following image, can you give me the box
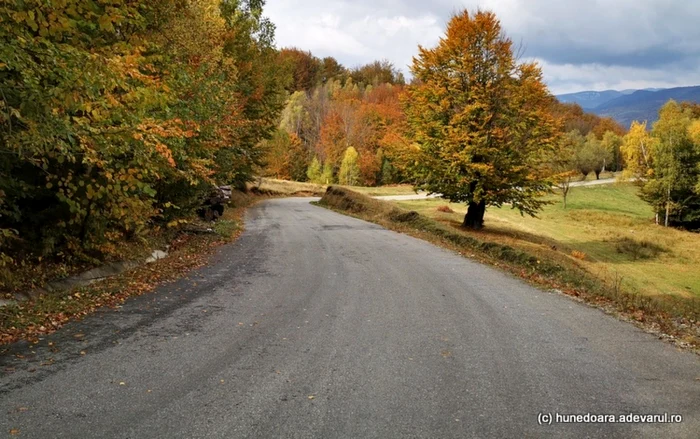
[1,198,698,438]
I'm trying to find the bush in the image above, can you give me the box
[571,250,587,260]
[615,237,666,260]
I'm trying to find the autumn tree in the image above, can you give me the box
[338,147,360,186]
[350,60,405,86]
[621,101,700,227]
[264,53,411,186]
[403,10,558,229]
[647,101,699,226]
[0,0,285,263]
[621,121,655,182]
[306,157,323,183]
[321,162,334,184]
[321,57,347,84]
[576,133,612,179]
[262,131,308,181]
[601,131,624,172]
[553,131,584,208]
[550,102,624,138]
[279,91,308,137]
[278,48,322,92]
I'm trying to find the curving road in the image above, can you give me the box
[1,198,698,438]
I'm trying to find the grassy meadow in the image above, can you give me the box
[394,183,699,301]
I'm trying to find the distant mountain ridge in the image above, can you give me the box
[556,86,700,128]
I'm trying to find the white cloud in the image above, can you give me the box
[539,60,700,95]
[265,0,700,93]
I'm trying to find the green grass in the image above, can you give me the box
[394,183,700,301]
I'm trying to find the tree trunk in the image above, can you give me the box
[462,200,486,230]
[664,187,671,227]
[79,199,93,245]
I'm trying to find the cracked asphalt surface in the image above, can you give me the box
[1,197,698,438]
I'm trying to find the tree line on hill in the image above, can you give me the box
[263,50,628,186]
[262,47,409,187]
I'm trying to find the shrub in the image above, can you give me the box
[571,250,587,260]
[615,237,666,260]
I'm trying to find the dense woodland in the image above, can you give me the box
[0,0,287,269]
[2,2,700,274]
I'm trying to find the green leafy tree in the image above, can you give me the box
[601,131,624,172]
[577,133,612,180]
[622,101,700,227]
[321,162,335,185]
[552,131,583,208]
[403,10,559,229]
[647,101,699,226]
[381,160,396,185]
[338,147,360,185]
[307,157,323,183]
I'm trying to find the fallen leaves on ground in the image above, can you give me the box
[0,207,248,346]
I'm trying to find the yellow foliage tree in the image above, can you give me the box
[403,10,559,229]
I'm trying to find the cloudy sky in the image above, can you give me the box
[265,0,700,94]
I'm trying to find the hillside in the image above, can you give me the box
[556,90,626,109]
[556,86,700,127]
[593,86,700,127]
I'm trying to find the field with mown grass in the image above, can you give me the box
[394,183,700,302]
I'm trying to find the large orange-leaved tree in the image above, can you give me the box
[403,10,559,229]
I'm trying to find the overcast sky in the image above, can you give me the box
[265,0,700,94]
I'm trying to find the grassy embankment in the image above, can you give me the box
[0,182,320,345]
[318,184,700,349]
